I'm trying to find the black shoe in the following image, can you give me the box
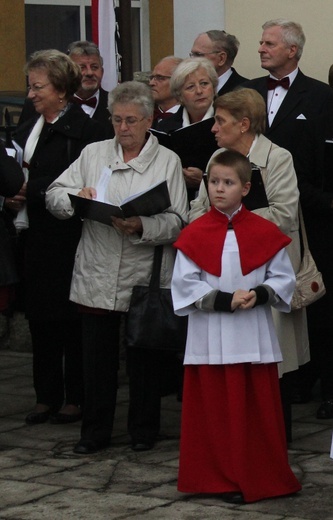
[73,439,110,454]
[221,492,245,504]
[50,412,82,424]
[131,442,154,452]
[25,409,52,425]
[316,399,333,419]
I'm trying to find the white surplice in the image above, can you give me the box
[171,230,295,365]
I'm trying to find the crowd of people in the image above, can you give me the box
[1,17,333,504]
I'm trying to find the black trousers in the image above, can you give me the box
[279,371,294,443]
[80,312,121,444]
[29,319,83,409]
[296,323,333,400]
[127,347,183,444]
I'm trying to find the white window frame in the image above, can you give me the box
[25,0,150,70]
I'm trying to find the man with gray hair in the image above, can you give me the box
[149,56,182,128]
[67,40,113,137]
[243,19,333,156]
[244,19,333,432]
[190,30,248,96]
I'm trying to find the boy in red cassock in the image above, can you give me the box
[171,150,301,504]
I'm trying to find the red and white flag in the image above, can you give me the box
[92,0,119,91]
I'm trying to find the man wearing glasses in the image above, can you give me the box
[190,30,248,96]
[149,56,182,128]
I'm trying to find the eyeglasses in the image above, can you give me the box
[27,83,51,92]
[149,74,171,82]
[189,51,220,58]
[111,116,145,127]
[183,81,212,93]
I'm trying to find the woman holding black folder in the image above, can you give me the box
[46,81,189,455]
[190,88,309,443]
[152,57,219,201]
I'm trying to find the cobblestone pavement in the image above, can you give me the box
[1,350,333,520]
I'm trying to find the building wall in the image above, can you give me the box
[0,0,26,90]
[173,0,224,58]
[149,0,174,69]
[225,0,333,84]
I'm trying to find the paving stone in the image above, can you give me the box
[0,489,170,520]
[1,350,333,520]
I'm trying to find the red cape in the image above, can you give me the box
[174,205,291,277]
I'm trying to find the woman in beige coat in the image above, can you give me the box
[46,81,189,454]
[190,88,309,442]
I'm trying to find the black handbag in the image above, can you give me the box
[125,245,188,351]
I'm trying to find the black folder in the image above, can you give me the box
[68,180,171,225]
[151,117,219,171]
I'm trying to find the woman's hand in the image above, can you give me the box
[77,187,97,199]
[111,216,143,236]
[4,182,27,212]
[183,167,203,189]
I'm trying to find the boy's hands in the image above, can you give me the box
[231,289,257,311]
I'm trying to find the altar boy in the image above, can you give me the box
[171,150,301,504]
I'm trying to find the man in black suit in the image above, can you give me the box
[243,19,333,157]
[293,107,333,419]
[190,30,248,96]
[244,19,333,421]
[149,56,182,128]
[66,40,114,138]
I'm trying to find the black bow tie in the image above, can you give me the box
[72,96,97,108]
[267,77,290,90]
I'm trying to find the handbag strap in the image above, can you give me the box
[149,245,163,290]
[298,204,310,253]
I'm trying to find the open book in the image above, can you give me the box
[68,180,171,225]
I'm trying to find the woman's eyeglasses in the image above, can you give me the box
[27,83,51,92]
[111,116,145,127]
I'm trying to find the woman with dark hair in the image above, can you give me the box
[11,49,106,425]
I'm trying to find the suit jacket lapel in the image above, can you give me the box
[268,71,306,132]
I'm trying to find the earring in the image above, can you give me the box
[59,98,63,103]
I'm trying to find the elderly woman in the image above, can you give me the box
[190,88,309,442]
[46,81,188,454]
[11,50,106,426]
[152,57,219,200]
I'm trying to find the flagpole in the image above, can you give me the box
[118,0,133,81]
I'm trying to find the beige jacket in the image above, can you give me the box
[46,134,189,312]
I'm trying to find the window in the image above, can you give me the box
[24,1,150,73]
[25,1,91,59]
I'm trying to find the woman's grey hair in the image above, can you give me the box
[67,40,103,66]
[262,19,305,60]
[214,88,266,135]
[170,57,218,100]
[24,49,82,98]
[108,81,155,117]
